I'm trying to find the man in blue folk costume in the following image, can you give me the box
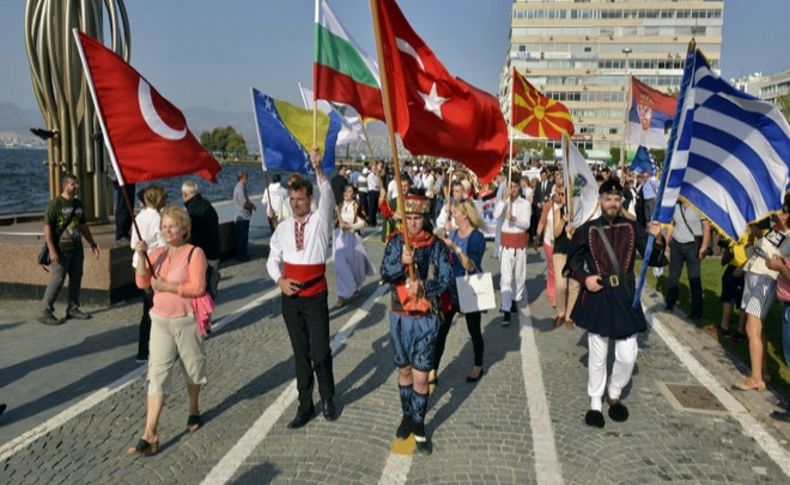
[380,194,453,455]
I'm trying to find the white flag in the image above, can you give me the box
[298,83,363,146]
[562,135,599,227]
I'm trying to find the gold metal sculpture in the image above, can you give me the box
[24,0,130,221]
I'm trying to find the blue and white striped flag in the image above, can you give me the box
[656,49,790,241]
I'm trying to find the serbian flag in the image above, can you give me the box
[512,68,574,139]
[372,0,507,185]
[73,30,221,185]
[314,0,385,121]
[625,76,676,149]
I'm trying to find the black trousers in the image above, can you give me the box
[282,291,335,412]
[665,239,704,317]
[367,190,380,226]
[434,308,484,371]
[114,183,136,240]
[138,288,154,358]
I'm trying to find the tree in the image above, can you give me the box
[777,93,790,123]
[649,148,666,168]
[199,126,247,158]
[610,147,620,165]
[578,146,588,159]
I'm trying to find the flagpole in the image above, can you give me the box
[370,0,414,280]
[506,68,515,220]
[620,74,632,177]
[250,87,276,230]
[72,29,155,276]
[564,134,574,223]
[632,39,697,308]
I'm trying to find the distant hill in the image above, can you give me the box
[0,101,404,158]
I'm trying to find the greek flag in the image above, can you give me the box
[655,48,790,241]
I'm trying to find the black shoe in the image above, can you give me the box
[0,403,6,417]
[770,409,790,423]
[287,407,315,429]
[510,302,518,313]
[66,309,92,320]
[37,313,64,326]
[502,311,511,326]
[395,415,412,439]
[607,400,629,422]
[730,332,747,344]
[414,436,433,455]
[135,355,148,364]
[322,400,337,421]
[585,409,605,428]
[716,326,733,338]
[466,368,485,383]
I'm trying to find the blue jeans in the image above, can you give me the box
[783,303,790,366]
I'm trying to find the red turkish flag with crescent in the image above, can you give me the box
[74,31,221,185]
[374,0,507,185]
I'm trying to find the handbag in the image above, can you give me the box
[457,272,496,314]
[37,206,77,268]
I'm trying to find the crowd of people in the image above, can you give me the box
[32,148,790,453]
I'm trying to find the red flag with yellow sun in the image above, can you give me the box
[511,68,574,139]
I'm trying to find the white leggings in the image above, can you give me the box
[587,333,638,411]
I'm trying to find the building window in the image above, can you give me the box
[609,128,618,135]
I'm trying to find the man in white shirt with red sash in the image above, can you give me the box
[494,175,531,325]
[266,148,336,429]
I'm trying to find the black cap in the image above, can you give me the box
[599,178,623,196]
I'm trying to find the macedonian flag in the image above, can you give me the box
[511,68,574,139]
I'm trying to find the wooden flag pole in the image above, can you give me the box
[370,0,414,280]
[619,74,633,177]
[564,134,574,223]
[119,184,156,278]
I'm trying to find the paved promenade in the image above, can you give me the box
[2,221,790,483]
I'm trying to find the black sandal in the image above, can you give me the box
[187,414,202,432]
[127,438,159,456]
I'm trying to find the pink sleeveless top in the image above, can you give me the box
[136,244,207,318]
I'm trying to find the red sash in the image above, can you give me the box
[501,231,529,249]
[283,262,327,297]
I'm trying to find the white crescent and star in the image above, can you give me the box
[395,37,447,120]
[138,79,187,140]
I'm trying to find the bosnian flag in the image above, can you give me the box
[73,30,221,185]
[314,0,385,121]
[625,76,676,149]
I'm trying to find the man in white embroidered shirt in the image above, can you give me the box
[266,147,336,429]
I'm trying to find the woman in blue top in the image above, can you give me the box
[432,199,487,384]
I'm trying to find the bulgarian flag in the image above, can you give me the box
[314,0,385,121]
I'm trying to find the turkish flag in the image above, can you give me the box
[74,31,221,185]
[374,0,507,185]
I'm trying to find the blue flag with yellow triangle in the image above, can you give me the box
[251,87,340,173]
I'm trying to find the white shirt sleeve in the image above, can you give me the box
[266,224,284,283]
[317,177,335,241]
[513,200,531,230]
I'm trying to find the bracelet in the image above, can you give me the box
[454,247,463,255]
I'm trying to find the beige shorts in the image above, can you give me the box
[148,312,207,395]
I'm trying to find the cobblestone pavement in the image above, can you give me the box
[2,229,790,484]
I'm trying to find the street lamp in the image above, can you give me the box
[622,47,632,74]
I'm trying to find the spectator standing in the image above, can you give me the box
[366,162,382,226]
[182,180,221,298]
[130,185,166,362]
[262,174,288,232]
[664,201,711,320]
[37,173,100,326]
[233,172,256,261]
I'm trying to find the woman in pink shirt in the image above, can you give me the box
[129,206,208,456]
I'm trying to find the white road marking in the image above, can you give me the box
[378,453,412,485]
[518,302,565,485]
[0,283,280,462]
[646,308,790,477]
[201,284,389,485]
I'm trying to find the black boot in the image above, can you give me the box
[322,399,337,421]
[396,415,412,439]
[411,420,432,455]
[287,404,315,429]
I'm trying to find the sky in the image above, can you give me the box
[1,0,788,114]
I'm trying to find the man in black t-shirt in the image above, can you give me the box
[38,174,100,326]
